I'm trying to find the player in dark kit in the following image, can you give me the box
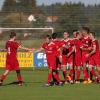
[0,32,32,86]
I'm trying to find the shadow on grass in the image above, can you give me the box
[0,81,43,87]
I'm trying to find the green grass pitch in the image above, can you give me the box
[0,68,100,100]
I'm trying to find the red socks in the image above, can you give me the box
[17,74,23,82]
[90,70,97,78]
[1,73,23,82]
[47,73,52,84]
[1,74,6,81]
[70,69,74,80]
[83,69,89,80]
[76,70,80,80]
[53,74,61,83]
[63,71,67,81]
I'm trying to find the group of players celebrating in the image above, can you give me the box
[0,26,100,86]
[39,27,100,86]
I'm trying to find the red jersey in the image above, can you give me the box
[91,39,100,54]
[67,39,74,52]
[81,36,91,49]
[6,40,20,71]
[52,39,62,57]
[74,39,82,54]
[6,41,20,59]
[81,37,91,64]
[89,39,100,66]
[73,39,82,66]
[42,42,57,69]
[60,39,70,55]
[42,42,57,56]
[74,39,82,66]
[71,38,76,42]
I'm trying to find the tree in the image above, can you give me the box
[2,0,16,11]
[1,0,42,28]
[2,0,38,14]
[16,0,38,14]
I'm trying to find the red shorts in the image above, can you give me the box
[56,56,61,69]
[74,53,82,66]
[6,58,19,71]
[47,54,56,70]
[62,55,67,65]
[55,52,61,69]
[82,51,89,65]
[67,54,73,65]
[89,53,100,66]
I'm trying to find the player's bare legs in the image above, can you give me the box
[0,70,10,85]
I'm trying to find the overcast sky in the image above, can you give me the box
[0,0,100,8]
[37,0,100,5]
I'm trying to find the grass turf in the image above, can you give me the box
[0,68,100,100]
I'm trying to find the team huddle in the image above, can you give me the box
[0,27,100,86]
[38,27,100,86]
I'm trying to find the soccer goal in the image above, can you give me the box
[0,27,54,49]
[0,27,54,68]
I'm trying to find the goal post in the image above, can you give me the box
[0,27,54,68]
[0,27,54,48]
[0,27,54,34]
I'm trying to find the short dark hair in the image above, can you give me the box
[63,31,68,33]
[76,31,80,37]
[82,27,90,33]
[52,32,58,39]
[10,31,16,38]
[72,29,78,33]
[90,32,96,37]
[46,35,52,39]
